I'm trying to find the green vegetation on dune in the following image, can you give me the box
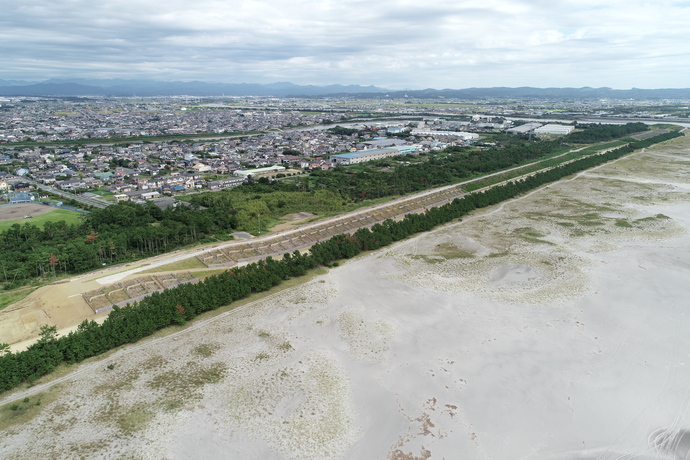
[139,257,207,273]
[0,392,60,431]
[0,286,38,311]
[186,183,349,233]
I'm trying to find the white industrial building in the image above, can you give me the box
[411,131,479,140]
[234,165,286,178]
[506,122,542,134]
[533,124,575,135]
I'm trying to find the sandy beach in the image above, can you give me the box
[2,135,690,459]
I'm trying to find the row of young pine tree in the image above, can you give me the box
[0,130,682,393]
[310,131,682,264]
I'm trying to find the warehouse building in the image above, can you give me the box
[533,124,575,135]
[506,122,542,134]
[330,145,421,165]
[411,130,479,140]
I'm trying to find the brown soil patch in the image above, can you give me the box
[0,203,54,221]
[0,281,97,347]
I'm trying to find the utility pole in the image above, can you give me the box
[258,213,261,233]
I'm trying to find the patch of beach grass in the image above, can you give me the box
[0,392,59,431]
[115,404,153,434]
[433,242,475,259]
[147,361,228,410]
[513,227,554,244]
[192,343,221,358]
[93,368,142,395]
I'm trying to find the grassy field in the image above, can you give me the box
[0,208,84,233]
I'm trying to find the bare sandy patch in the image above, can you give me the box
[338,309,395,365]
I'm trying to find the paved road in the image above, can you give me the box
[27,179,110,209]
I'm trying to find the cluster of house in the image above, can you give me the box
[0,99,341,143]
[2,94,673,146]
[2,114,489,187]
[1,99,527,202]
[0,171,31,194]
[1,94,585,145]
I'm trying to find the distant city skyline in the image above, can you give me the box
[2,0,689,90]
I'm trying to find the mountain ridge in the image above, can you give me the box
[0,79,388,97]
[1,79,690,99]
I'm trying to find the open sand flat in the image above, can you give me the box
[2,135,690,459]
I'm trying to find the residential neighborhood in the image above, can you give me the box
[0,97,497,203]
[4,94,669,204]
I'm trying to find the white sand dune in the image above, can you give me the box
[2,137,690,459]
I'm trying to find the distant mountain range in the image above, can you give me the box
[0,79,386,97]
[1,79,690,100]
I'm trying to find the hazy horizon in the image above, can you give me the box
[2,78,690,93]
[3,1,689,90]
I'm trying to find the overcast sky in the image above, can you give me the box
[2,0,689,89]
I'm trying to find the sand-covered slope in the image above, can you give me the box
[2,135,690,459]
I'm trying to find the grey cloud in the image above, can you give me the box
[1,0,689,88]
